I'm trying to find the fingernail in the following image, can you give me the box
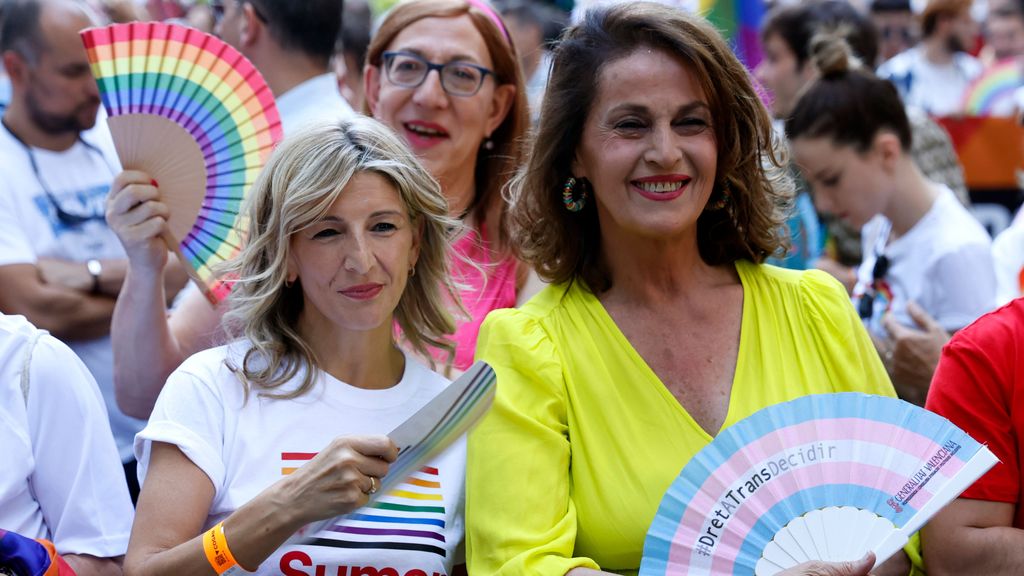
[150,179,159,187]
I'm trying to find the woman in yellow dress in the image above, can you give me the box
[465,3,917,575]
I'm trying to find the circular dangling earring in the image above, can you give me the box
[408,265,416,277]
[483,138,494,151]
[563,177,587,212]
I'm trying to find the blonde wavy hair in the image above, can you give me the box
[221,117,462,399]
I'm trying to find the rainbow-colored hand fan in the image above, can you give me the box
[640,393,998,575]
[81,22,283,302]
[962,58,1023,116]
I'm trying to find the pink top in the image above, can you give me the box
[444,224,518,370]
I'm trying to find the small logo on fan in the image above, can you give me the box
[891,440,961,507]
[887,498,903,513]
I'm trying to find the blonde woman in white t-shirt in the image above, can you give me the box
[786,33,996,405]
[123,117,467,576]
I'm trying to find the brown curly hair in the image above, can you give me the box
[507,1,792,293]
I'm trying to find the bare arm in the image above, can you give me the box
[0,264,116,340]
[64,554,124,576]
[37,256,187,300]
[125,437,398,576]
[107,170,222,419]
[37,257,128,297]
[112,269,223,419]
[923,498,1022,575]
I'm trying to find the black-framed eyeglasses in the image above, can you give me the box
[1,118,112,227]
[858,254,890,320]
[381,51,494,97]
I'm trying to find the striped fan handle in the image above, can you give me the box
[161,230,217,305]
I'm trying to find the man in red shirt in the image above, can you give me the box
[923,298,1024,574]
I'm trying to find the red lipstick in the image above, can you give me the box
[340,283,384,300]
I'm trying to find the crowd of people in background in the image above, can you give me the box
[2,0,1024,574]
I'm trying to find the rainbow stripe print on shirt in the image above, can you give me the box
[280,452,449,557]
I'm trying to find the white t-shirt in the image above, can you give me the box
[877,46,982,116]
[276,73,355,136]
[992,212,1024,305]
[136,342,465,576]
[0,119,145,462]
[853,186,996,337]
[0,314,133,556]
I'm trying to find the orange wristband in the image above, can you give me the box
[202,522,243,574]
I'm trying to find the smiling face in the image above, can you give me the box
[365,14,514,208]
[573,47,718,245]
[288,171,420,339]
[791,136,893,230]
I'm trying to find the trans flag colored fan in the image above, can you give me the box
[639,393,998,575]
[81,22,283,302]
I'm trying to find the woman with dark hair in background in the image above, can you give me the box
[787,33,996,406]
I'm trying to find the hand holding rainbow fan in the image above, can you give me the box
[80,22,284,302]
[639,393,998,575]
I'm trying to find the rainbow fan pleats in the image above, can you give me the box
[81,22,283,301]
[962,58,1023,116]
[640,393,997,575]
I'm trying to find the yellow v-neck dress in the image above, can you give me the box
[466,261,897,575]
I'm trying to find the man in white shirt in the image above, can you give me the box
[0,0,186,498]
[877,0,982,116]
[108,0,357,420]
[0,313,134,576]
